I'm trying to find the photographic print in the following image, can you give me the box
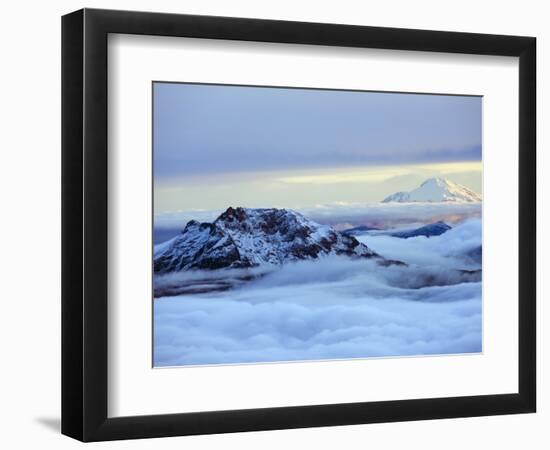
[152,82,482,368]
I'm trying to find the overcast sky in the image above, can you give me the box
[153,82,481,214]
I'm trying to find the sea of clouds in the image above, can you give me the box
[154,219,482,367]
[154,202,481,243]
[301,201,481,229]
[359,218,481,269]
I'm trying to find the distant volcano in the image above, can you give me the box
[382,177,481,203]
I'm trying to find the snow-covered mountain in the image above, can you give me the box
[382,177,481,203]
[154,207,381,273]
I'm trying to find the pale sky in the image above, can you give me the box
[153,83,482,214]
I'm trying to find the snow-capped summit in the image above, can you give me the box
[382,177,481,203]
[154,207,380,273]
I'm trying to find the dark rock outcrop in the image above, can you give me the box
[391,221,451,239]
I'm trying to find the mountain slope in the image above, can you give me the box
[342,225,380,236]
[154,207,381,273]
[391,221,452,239]
[382,177,481,203]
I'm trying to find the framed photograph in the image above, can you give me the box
[61,8,536,442]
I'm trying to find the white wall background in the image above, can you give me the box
[0,0,545,448]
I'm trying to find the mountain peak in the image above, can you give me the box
[382,177,481,203]
[154,207,381,273]
[421,177,446,186]
[217,206,250,222]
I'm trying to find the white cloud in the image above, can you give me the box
[301,202,481,228]
[358,219,481,269]
[154,220,482,366]
[154,202,482,233]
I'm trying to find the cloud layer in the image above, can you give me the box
[154,83,481,179]
[154,202,481,243]
[359,219,482,269]
[154,220,482,367]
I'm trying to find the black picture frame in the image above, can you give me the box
[62,8,536,442]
